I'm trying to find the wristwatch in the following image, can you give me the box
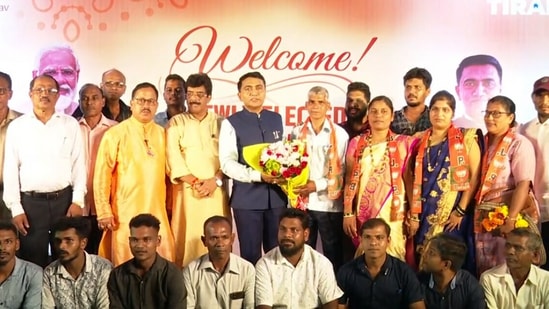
[215,177,223,187]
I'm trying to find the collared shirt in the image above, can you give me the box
[183,253,255,309]
[154,110,170,127]
[521,118,549,222]
[42,252,112,309]
[336,254,424,309]
[0,109,21,184]
[108,254,186,309]
[418,270,486,309]
[255,244,343,308]
[291,120,349,212]
[3,112,87,217]
[102,100,131,122]
[0,257,42,308]
[390,105,432,136]
[78,114,118,216]
[480,263,549,309]
[338,120,369,140]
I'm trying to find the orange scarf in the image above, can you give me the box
[411,126,471,214]
[343,130,404,221]
[476,128,516,202]
[299,117,343,199]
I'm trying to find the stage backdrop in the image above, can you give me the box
[1,0,549,128]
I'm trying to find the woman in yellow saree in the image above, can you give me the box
[343,96,418,260]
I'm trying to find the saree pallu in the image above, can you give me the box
[353,135,415,261]
[413,139,477,274]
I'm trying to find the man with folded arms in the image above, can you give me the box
[3,74,86,267]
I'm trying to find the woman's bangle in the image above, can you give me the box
[408,216,420,222]
[454,206,466,217]
[343,212,355,218]
[508,217,517,221]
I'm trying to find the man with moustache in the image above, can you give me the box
[108,214,186,308]
[183,216,255,308]
[338,81,371,139]
[391,67,432,136]
[291,86,348,272]
[3,74,86,267]
[337,218,425,309]
[155,74,186,127]
[0,221,42,308]
[255,208,343,309]
[480,228,549,308]
[42,217,112,309]
[99,69,131,122]
[453,55,502,130]
[28,45,81,116]
[94,82,175,266]
[77,84,118,254]
[219,71,286,265]
[166,73,229,267]
[520,76,549,270]
[0,72,22,220]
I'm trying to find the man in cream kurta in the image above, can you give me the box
[94,82,175,266]
[166,73,229,267]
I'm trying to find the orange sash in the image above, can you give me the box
[343,130,404,221]
[299,117,343,199]
[412,126,471,214]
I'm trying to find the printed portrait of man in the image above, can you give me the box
[453,54,502,130]
[31,45,81,115]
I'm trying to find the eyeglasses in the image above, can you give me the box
[31,87,59,95]
[0,88,10,95]
[186,92,207,99]
[42,68,77,78]
[133,98,157,106]
[103,81,125,88]
[482,110,510,119]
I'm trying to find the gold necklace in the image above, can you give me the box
[367,133,389,171]
[426,136,445,172]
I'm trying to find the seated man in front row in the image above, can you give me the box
[0,220,42,308]
[107,213,186,308]
[418,233,485,309]
[255,208,343,309]
[183,215,255,308]
[337,218,426,309]
[42,217,113,309]
[480,228,549,308]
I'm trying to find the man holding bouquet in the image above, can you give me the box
[291,86,348,271]
[219,71,287,265]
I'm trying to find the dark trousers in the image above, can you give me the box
[233,207,286,265]
[306,210,344,272]
[19,187,72,267]
[542,222,549,270]
[84,215,103,255]
[0,189,11,220]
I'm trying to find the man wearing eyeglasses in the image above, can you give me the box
[94,82,175,266]
[154,74,187,128]
[98,69,131,122]
[166,73,229,267]
[2,74,87,267]
[0,72,22,220]
[30,45,81,116]
[453,54,502,131]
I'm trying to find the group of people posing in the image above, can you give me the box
[0,53,548,308]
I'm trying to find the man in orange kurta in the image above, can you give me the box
[166,73,229,267]
[94,82,175,266]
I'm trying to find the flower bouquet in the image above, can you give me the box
[243,136,309,209]
[480,205,529,234]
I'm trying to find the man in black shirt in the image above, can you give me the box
[418,233,485,309]
[338,81,370,139]
[337,218,425,309]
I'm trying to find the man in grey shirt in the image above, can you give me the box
[0,220,42,308]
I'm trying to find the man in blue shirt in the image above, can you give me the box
[0,220,42,308]
[418,233,485,309]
